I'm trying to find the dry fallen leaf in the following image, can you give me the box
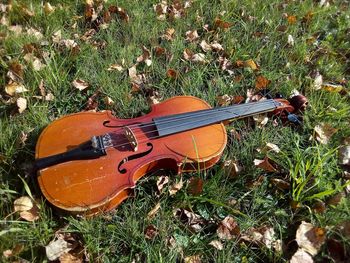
[46,236,73,261]
[270,178,290,190]
[184,255,201,263]
[257,142,280,154]
[290,248,314,263]
[59,252,83,263]
[14,196,33,212]
[107,64,123,72]
[166,69,178,79]
[144,225,158,240]
[7,61,24,82]
[147,202,161,220]
[322,83,344,93]
[13,196,39,222]
[162,28,175,41]
[295,221,326,256]
[313,72,323,90]
[187,177,203,196]
[217,216,240,240]
[287,15,297,24]
[253,114,269,128]
[255,75,271,90]
[44,2,55,15]
[72,79,89,91]
[222,159,243,178]
[185,30,199,42]
[136,46,152,66]
[313,123,337,144]
[288,34,295,46]
[169,177,183,196]
[156,175,169,193]
[174,208,205,233]
[17,97,27,114]
[254,157,277,172]
[339,146,350,165]
[209,240,223,250]
[244,59,259,70]
[214,17,232,29]
[5,82,28,96]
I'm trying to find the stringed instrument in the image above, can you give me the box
[34,95,307,216]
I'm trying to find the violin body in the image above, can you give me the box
[36,96,227,215]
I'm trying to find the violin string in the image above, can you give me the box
[108,99,278,138]
[106,99,277,133]
[103,100,278,149]
[102,100,279,150]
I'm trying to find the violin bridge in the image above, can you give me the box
[123,126,138,151]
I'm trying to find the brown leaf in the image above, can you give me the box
[104,96,114,106]
[326,238,346,262]
[290,248,314,263]
[255,75,271,90]
[17,97,27,114]
[339,146,350,165]
[156,175,169,193]
[222,159,242,178]
[174,208,205,233]
[270,178,290,190]
[59,252,83,263]
[85,89,100,111]
[154,46,166,56]
[287,15,297,24]
[5,82,28,96]
[109,6,129,22]
[244,59,259,70]
[19,208,39,222]
[136,46,152,66]
[184,255,201,263]
[166,69,178,79]
[144,225,158,240]
[72,79,89,91]
[7,61,24,82]
[14,196,33,212]
[162,28,175,41]
[169,177,183,196]
[326,192,345,206]
[187,177,203,196]
[46,235,75,261]
[216,94,232,106]
[313,123,337,144]
[154,1,168,20]
[257,142,280,154]
[209,240,223,250]
[254,157,277,172]
[312,200,326,214]
[253,114,269,128]
[44,2,55,15]
[214,17,232,29]
[185,30,199,42]
[295,221,326,256]
[217,216,240,240]
[322,83,344,93]
[147,202,161,220]
[107,64,123,72]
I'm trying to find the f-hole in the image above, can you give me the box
[118,143,153,174]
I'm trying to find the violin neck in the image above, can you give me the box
[153,99,280,137]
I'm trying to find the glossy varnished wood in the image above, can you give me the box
[36,96,227,215]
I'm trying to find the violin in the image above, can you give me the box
[34,95,307,216]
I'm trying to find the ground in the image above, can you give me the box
[0,0,350,262]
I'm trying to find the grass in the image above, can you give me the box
[1,0,350,262]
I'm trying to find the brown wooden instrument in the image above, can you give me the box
[35,95,304,216]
